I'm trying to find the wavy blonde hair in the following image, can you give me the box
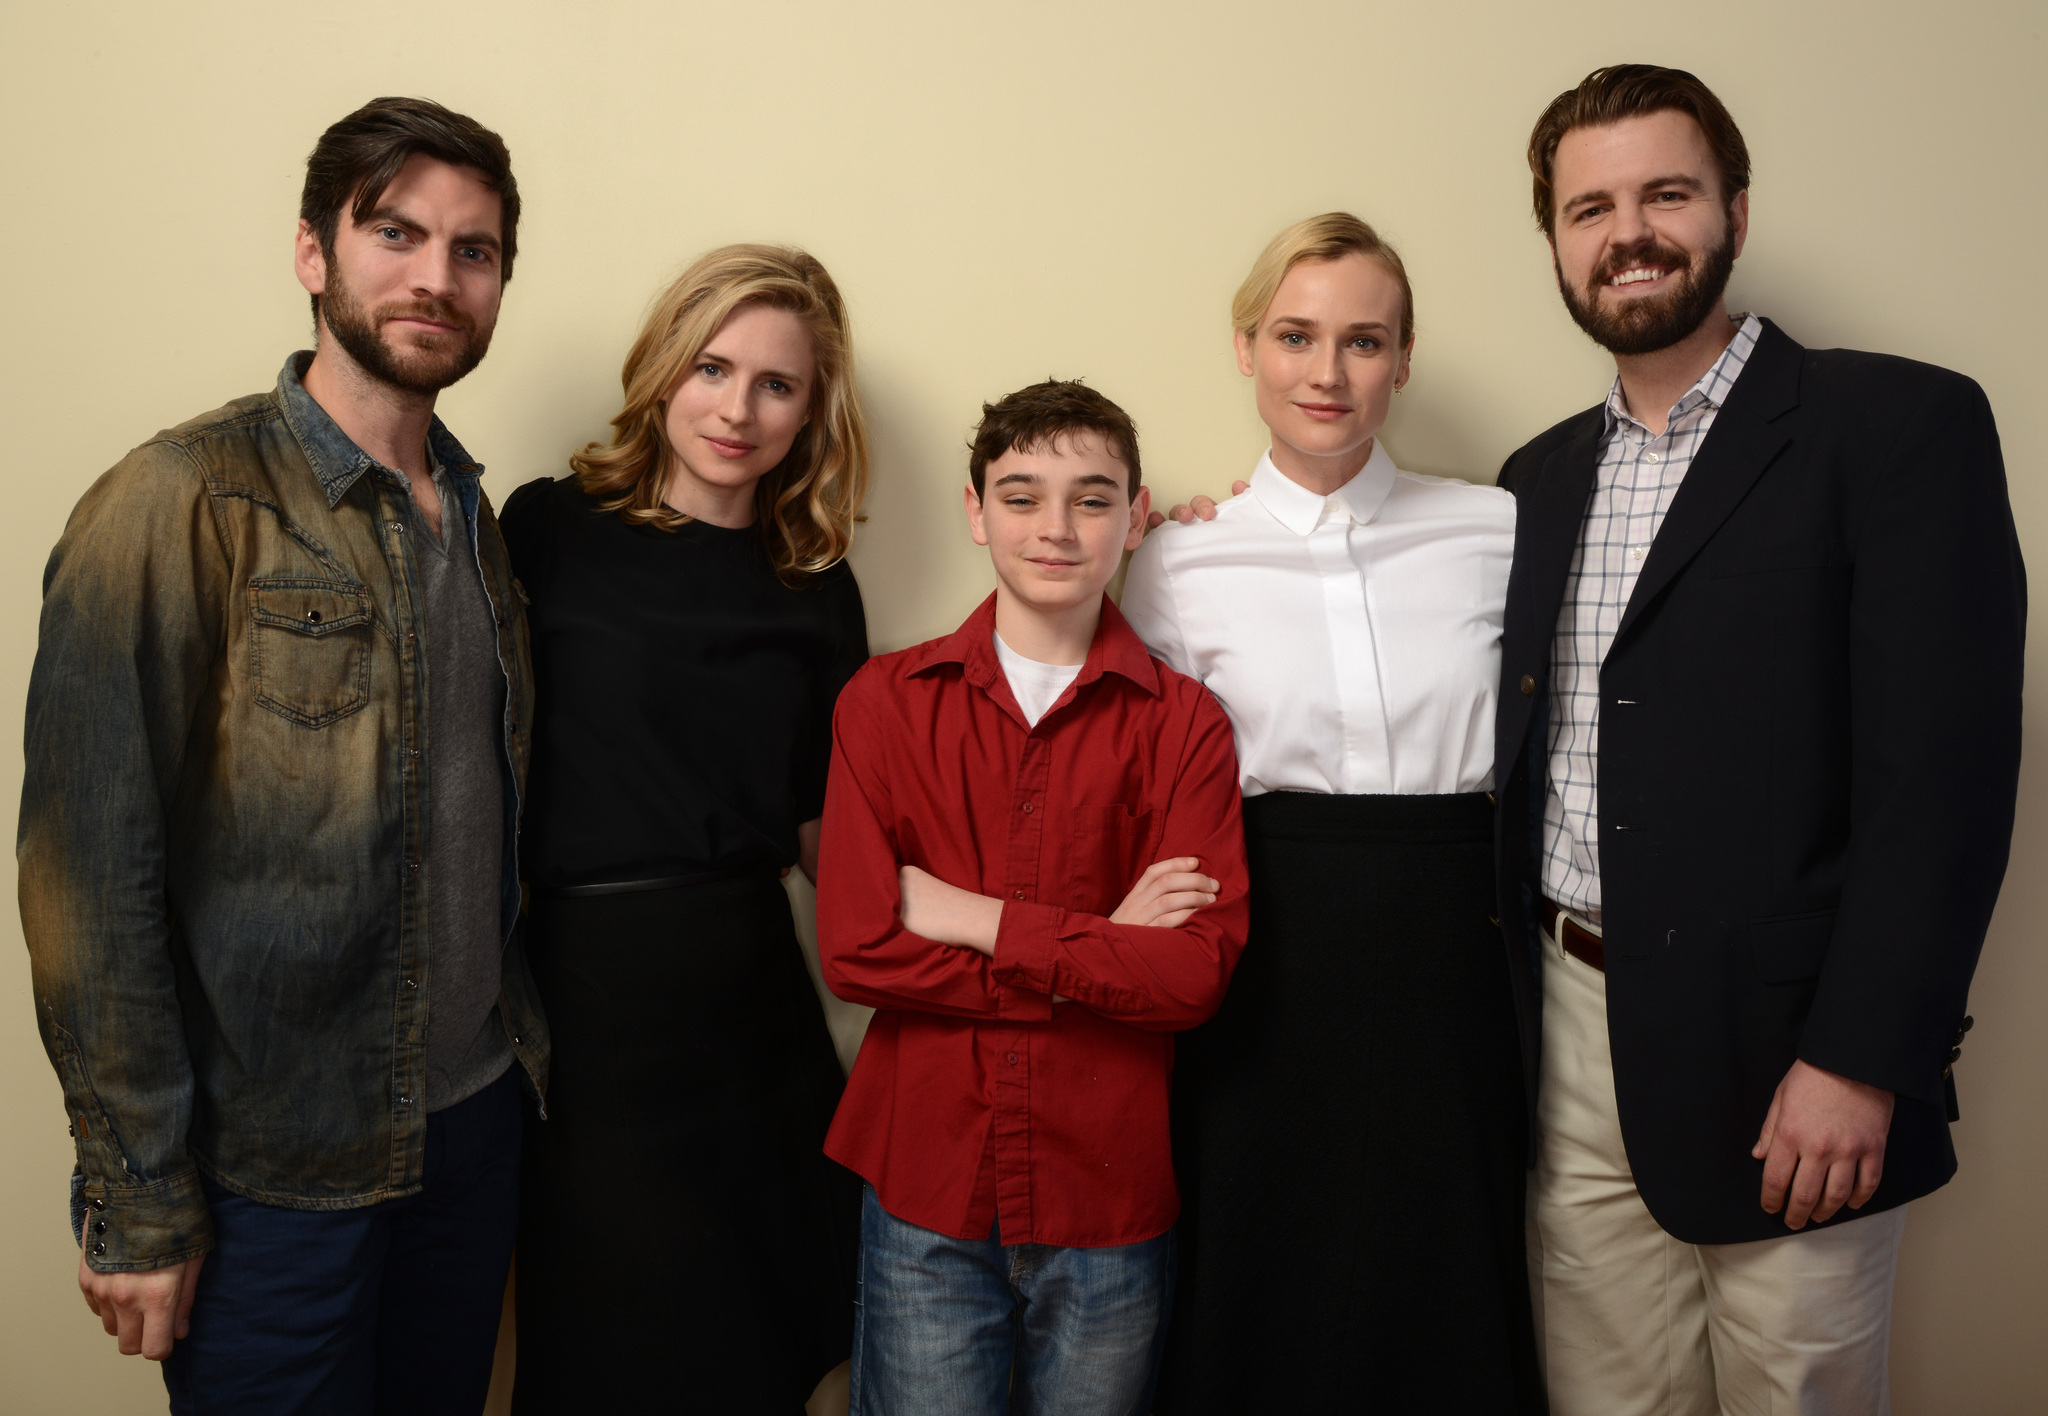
[1231,212,1415,349]
[573,244,869,583]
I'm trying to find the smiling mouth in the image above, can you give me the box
[1605,266,1674,289]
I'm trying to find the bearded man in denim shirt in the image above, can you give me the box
[18,96,548,1414]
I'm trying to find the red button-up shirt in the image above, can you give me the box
[818,594,1248,1248]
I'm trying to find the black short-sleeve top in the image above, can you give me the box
[500,474,869,888]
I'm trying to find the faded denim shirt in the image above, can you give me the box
[19,353,547,1272]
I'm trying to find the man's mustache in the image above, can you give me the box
[375,300,476,335]
[1592,239,1693,289]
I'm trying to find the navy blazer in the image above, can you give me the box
[1493,318,2026,1244]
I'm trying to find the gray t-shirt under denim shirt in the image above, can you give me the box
[399,463,514,1111]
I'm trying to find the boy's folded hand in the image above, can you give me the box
[1110,857,1220,930]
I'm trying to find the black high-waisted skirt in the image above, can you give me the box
[1156,791,1543,1414]
[512,868,858,1414]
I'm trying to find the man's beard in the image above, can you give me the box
[1556,221,1736,356]
[319,260,493,395]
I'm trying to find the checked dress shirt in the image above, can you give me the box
[1541,313,1763,919]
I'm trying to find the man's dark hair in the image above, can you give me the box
[1528,65,1751,238]
[299,97,520,319]
[969,379,1141,499]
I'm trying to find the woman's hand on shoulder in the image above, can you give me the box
[1144,481,1250,531]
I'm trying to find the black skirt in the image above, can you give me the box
[1156,792,1542,1415]
[511,869,859,1414]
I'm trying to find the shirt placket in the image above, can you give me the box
[372,472,432,1177]
[1312,514,1386,794]
[993,721,1053,1241]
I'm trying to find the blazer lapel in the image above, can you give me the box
[1515,419,1603,651]
[1496,411,1602,772]
[1612,321,1804,648]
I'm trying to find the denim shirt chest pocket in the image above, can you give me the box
[247,577,374,727]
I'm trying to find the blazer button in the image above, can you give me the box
[1013,890,1025,901]
[1519,674,1536,696]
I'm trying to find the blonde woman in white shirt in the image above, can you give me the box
[1120,213,1540,1414]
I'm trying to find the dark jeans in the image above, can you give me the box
[850,1186,1175,1416]
[163,1068,522,1416]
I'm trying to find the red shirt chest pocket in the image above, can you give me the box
[1056,803,1161,916]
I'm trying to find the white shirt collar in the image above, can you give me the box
[1248,439,1400,537]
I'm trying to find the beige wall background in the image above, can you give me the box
[2,0,2042,1410]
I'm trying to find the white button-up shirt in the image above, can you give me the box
[1121,442,1514,797]
[1540,313,1763,917]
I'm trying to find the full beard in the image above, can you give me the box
[1556,223,1736,357]
[319,262,493,396]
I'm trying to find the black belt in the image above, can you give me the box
[532,865,764,899]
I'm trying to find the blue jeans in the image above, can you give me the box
[850,1186,1175,1416]
[161,1068,522,1416]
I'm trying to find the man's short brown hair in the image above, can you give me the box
[299,97,520,318]
[969,379,1141,500]
[1528,65,1751,238]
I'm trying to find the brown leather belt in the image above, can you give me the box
[1541,898,1605,973]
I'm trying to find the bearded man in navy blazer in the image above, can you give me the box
[1497,65,2026,1414]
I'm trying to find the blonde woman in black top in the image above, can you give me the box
[502,245,869,1413]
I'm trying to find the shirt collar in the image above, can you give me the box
[1246,438,1400,536]
[909,591,1162,701]
[1602,312,1765,438]
[275,350,485,508]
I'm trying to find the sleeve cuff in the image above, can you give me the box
[78,1167,214,1272]
[992,900,1066,996]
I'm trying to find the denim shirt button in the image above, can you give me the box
[91,1242,105,1257]
[91,1197,105,1212]
[397,1094,413,1107]
[94,1219,106,1235]
[404,977,418,991]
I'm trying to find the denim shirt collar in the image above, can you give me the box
[276,351,485,509]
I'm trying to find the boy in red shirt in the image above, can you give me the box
[818,380,1250,1415]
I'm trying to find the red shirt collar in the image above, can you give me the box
[906,592,1162,699]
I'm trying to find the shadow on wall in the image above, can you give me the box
[848,361,994,653]
[1383,376,1506,486]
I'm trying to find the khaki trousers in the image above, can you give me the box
[1527,916,1907,1416]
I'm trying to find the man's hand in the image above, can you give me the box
[897,864,1003,956]
[1110,857,1219,930]
[1751,1059,1895,1229]
[1144,481,1249,531]
[78,1250,205,1360]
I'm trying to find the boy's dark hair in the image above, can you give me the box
[969,379,1141,499]
[1528,64,1750,238]
[299,97,520,319]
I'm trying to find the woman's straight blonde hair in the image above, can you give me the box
[1231,212,1416,349]
[572,243,869,583]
